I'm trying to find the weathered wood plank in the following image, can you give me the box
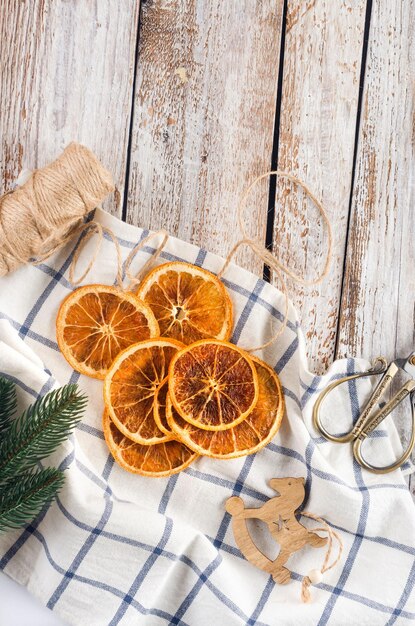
[126,0,283,274]
[336,0,415,493]
[337,1,415,366]
[0,0,140,217]
[271,0,366,373]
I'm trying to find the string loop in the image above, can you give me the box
[125,230,169,291]
[218,171,333,352]
[299,511,343,603]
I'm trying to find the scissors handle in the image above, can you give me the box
[353,381,415,474]
[351,362,398,438]
[312,357,388,443]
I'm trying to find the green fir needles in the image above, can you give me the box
[0,378,87,533]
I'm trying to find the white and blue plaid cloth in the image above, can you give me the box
[0,208,414,626]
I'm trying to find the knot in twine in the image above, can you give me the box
[0,142,114,276]
[299,511,343,603]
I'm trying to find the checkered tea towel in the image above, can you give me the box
[0,208,414,626]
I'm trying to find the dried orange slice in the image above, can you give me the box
[168,339,259,431]
[154,378,174,437]
[104,338,184,443]
[166,356,284,458]
[103,411,197,477]
[56,284,159,379]
[136,261,233,344]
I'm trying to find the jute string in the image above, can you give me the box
[217,170,333,352]
[1,148,333,352]
[67,168,333,321]
[300,512,343,603]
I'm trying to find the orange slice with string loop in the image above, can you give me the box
[166,356,284,458]
[104,338,184,443]
[136,261,233,344]
[154,378,174,437]
[56,284,159,379]
[168,339,259,431]
[103,411,197,477]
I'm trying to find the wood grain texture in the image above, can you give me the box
[337,0,415,365]
[271,0,366,374]
[0,0,140,217]
[126,0,283,273]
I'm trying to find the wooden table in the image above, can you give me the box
[1,1,414,494]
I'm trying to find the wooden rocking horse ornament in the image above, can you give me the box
[226,477,327,585]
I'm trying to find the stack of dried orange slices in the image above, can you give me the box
[56,261,284,477]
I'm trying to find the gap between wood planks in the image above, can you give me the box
[121,1,145,222]
[263,0,288,283]
[334,0,373,360]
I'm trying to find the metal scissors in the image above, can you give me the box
[313,352,415,474]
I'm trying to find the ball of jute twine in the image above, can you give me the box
[0,142,114,276]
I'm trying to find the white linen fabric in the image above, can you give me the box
[0,208,414,626]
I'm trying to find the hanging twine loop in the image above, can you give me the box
[218,171,333,352]
[67,221,125,289]
[64,223,169,291]
[299,511,343,603]
[125,229,169,291]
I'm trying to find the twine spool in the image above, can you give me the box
[0,143,114,276]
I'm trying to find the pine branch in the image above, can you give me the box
[0,384,87,482]
[0,377,17,434]
[0,468,64,532]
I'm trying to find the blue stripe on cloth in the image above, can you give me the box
[288,570,415,620]
[282,385,302,409]
[213,453,257,549]
[385,559,415,625]
[0,372,50,399]
[246,577,274,625]
[0,312,59,351]
[220,276,298,335]
[35,262,73,290]
[275,336,299,373]
[108,518,173,626]
[230,278,264,344]
[46,433,114,611]
[194,249,207,267]
[20,232,90,340]
[328,520,415,557]
[77,422,105,439]
[46,497,270,625]
[30,526,193,626]
[170,554,222,625]
[158,474,180,515]
[317,359,371,626]
[207,538,415,620]
[46,495,114,609]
